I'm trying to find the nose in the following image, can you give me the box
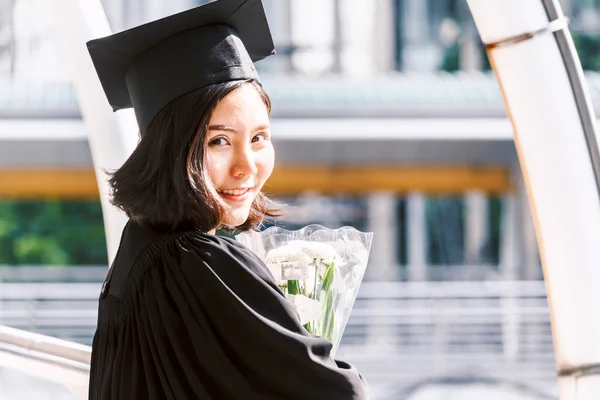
[231,144,258,178]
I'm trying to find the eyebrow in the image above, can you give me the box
[208,125,238,133]
[208,124,270,133]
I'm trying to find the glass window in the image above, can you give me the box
[425,196,465,266]
[393,0,490,72]
[485,196,502,265]
[395,198,408,266]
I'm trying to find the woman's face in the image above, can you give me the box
[205,83,274,228]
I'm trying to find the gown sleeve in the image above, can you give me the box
[136,231,369,400]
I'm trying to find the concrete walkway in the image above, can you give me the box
[0,368,77,400]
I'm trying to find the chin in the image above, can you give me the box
[223,212,250,228]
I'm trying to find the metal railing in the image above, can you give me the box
[0,325,91,399]
[0,278,558,398]
[337,282,556,391]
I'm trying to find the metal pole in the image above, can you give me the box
[467,0,600,398]
[50,0,137,266]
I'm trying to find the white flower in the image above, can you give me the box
[266,240,338,265]
[265,242,313,264]
[286,294,321,325]
[265,240,340,295]
[296,241,338,265]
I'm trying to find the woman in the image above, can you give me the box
[86,0,368,399]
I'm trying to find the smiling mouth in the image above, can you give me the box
[218,188,251,196]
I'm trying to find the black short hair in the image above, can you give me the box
[107,80,282,233]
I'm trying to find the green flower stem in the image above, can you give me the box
[288,280,300,295]
[323,291,335,340]
[321,262,334,292]
[320,262,336,341]
[312,262,319,300]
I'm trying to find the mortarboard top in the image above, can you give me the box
[87,0,275,134]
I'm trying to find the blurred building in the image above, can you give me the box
[7,1,600,397]
[3,0,600,282]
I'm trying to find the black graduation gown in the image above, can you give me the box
[88,221,369,399]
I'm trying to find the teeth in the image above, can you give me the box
[220,188,247,196]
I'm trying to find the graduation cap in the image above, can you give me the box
[87,0,275,134]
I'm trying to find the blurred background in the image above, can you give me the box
[2,0,600,398]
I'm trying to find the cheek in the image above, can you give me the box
[205,153,228,184]
[257,146,275,178]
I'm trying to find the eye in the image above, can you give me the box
[252,133,269,143]
[208,137,229,146]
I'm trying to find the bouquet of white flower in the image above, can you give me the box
[236,224,373,357]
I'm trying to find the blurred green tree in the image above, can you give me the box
[0,200,108,266]
[0,199,244,266]
[572,33,600,71]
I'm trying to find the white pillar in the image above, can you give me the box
[373,0,396,73]
[465,190,488,265]
[51,0,138,265]
[499,194,521,361]
[100,0,126,31]
[125,0,146,28]
[402,0,437,71]
[262,0,294,73]
[331,0,342,73]
[460,24,483,72]
[407,192,427,281]
[366,192,398,281]
[340,0,395,75]
[290,0,335,75]
[282,0,294,73]
[365,191,398,350]
[499,194,519,278]
[468,1,600,396]
[0,0,15,76]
